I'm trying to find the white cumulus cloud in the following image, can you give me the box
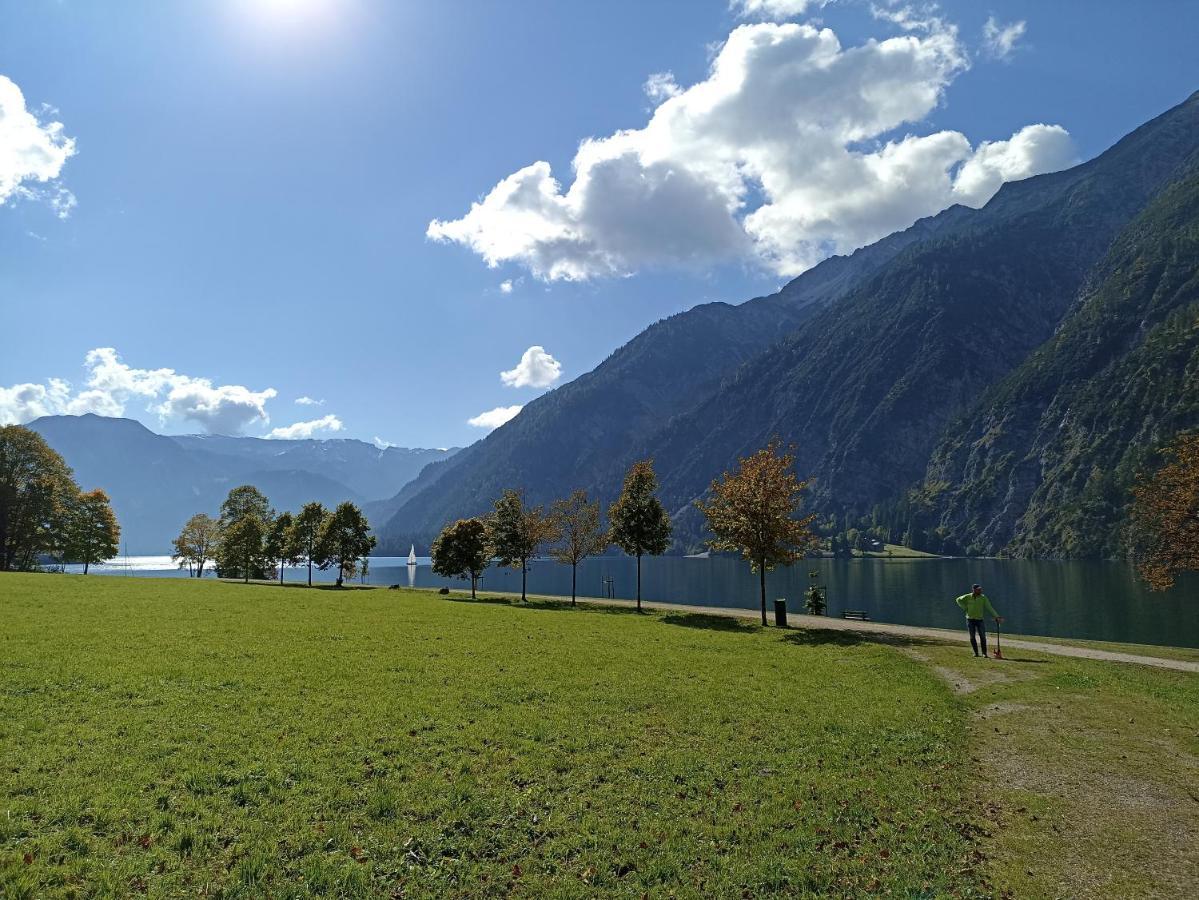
[500,346,562,389]
[428,18,1074,280]
[499,279,514,294]
[267,414,344,440]
[732,0,827,20]
[295,395,324,406]
[467,405,523,430]
[0,76,76,216]
[0,347,278,435]
[982,16,1026,60]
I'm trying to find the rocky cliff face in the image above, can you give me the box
[922,162,1199,557]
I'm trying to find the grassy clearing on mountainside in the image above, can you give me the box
[1,573,980,899]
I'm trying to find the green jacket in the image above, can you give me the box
[955,592,998,620]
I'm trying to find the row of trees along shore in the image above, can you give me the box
[172,486,375,587]
[4,423,1195,602]
[0,425,120,573]
[432,442,820,625]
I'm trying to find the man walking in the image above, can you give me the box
[955,584,1002,658]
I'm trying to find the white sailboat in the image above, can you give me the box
[407,544,417,566]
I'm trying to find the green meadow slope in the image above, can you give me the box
[1,574,1195,898]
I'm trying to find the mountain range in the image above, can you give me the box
[27,414,456,553]
[375,90,1199,560]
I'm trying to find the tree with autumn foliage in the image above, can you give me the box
[1130,431,1199,590]
[609,459,672,611]
[0,425,79,571]
[695,440,818,625]
[172,513,221,578]
[65,489,121,574]
[549,489,608,606]
[489,488,557,602]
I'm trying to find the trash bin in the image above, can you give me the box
[774,598,788,628]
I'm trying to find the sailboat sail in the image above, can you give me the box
[407,545,417,566]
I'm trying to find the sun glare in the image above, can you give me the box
[243,0,337,29]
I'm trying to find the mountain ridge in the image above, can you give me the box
[379,90,1199,557]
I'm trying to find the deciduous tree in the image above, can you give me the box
[317,501,376,588]
[216,485,274,580]
[222,514,268,584]
[549,489,608,606]
[431,517,490,598]
[288,501,328,587]
[1131,432,1199,590]
[0,425,79,571]
[219,484,272,529]
[264,511,296,585]
[608,460,672,611]
[489,489,557,602]
[696,441,818,625]
[171,513,221,578]
[66,489,120,574]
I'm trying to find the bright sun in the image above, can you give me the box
[245,0,335,28]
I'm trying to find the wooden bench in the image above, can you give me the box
[841,610,870,621]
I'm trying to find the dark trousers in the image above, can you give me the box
[968,618,988,656]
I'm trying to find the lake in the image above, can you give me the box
[61,554,1199,648]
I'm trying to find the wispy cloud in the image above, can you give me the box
[982,16,1026,60]
[267,414,344,440]
[295,396,324,406]
[467,405,523,430]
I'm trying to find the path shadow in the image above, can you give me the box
[661,613,760,633]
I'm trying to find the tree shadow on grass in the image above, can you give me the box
[516,599,648,616]
[661,613,760,633]
[781,628,955,653]
[782,628,871,648]
[445,595,514,606]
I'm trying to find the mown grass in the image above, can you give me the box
[0,573,983,898]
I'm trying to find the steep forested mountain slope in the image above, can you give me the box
[373,212,962,552]
[383,91,1199,554]
[921,165,1199,557]
[645,91,1199,544]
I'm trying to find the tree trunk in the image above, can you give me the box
[571,563,577,607]
[84,561,89,575]
[471,573,477,599]
[308,555,313,587]
[636,553,642,612]
[521,560,527,602]
[279,562,284,586]
[759,561,767,627]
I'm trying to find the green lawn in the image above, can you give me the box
[0,573,978,899]
[2,574,1195,899]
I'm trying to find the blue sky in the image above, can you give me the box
[2,0,1197,449]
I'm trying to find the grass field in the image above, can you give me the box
[1,573,1195,898]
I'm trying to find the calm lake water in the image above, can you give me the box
[63,554,1199,648]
